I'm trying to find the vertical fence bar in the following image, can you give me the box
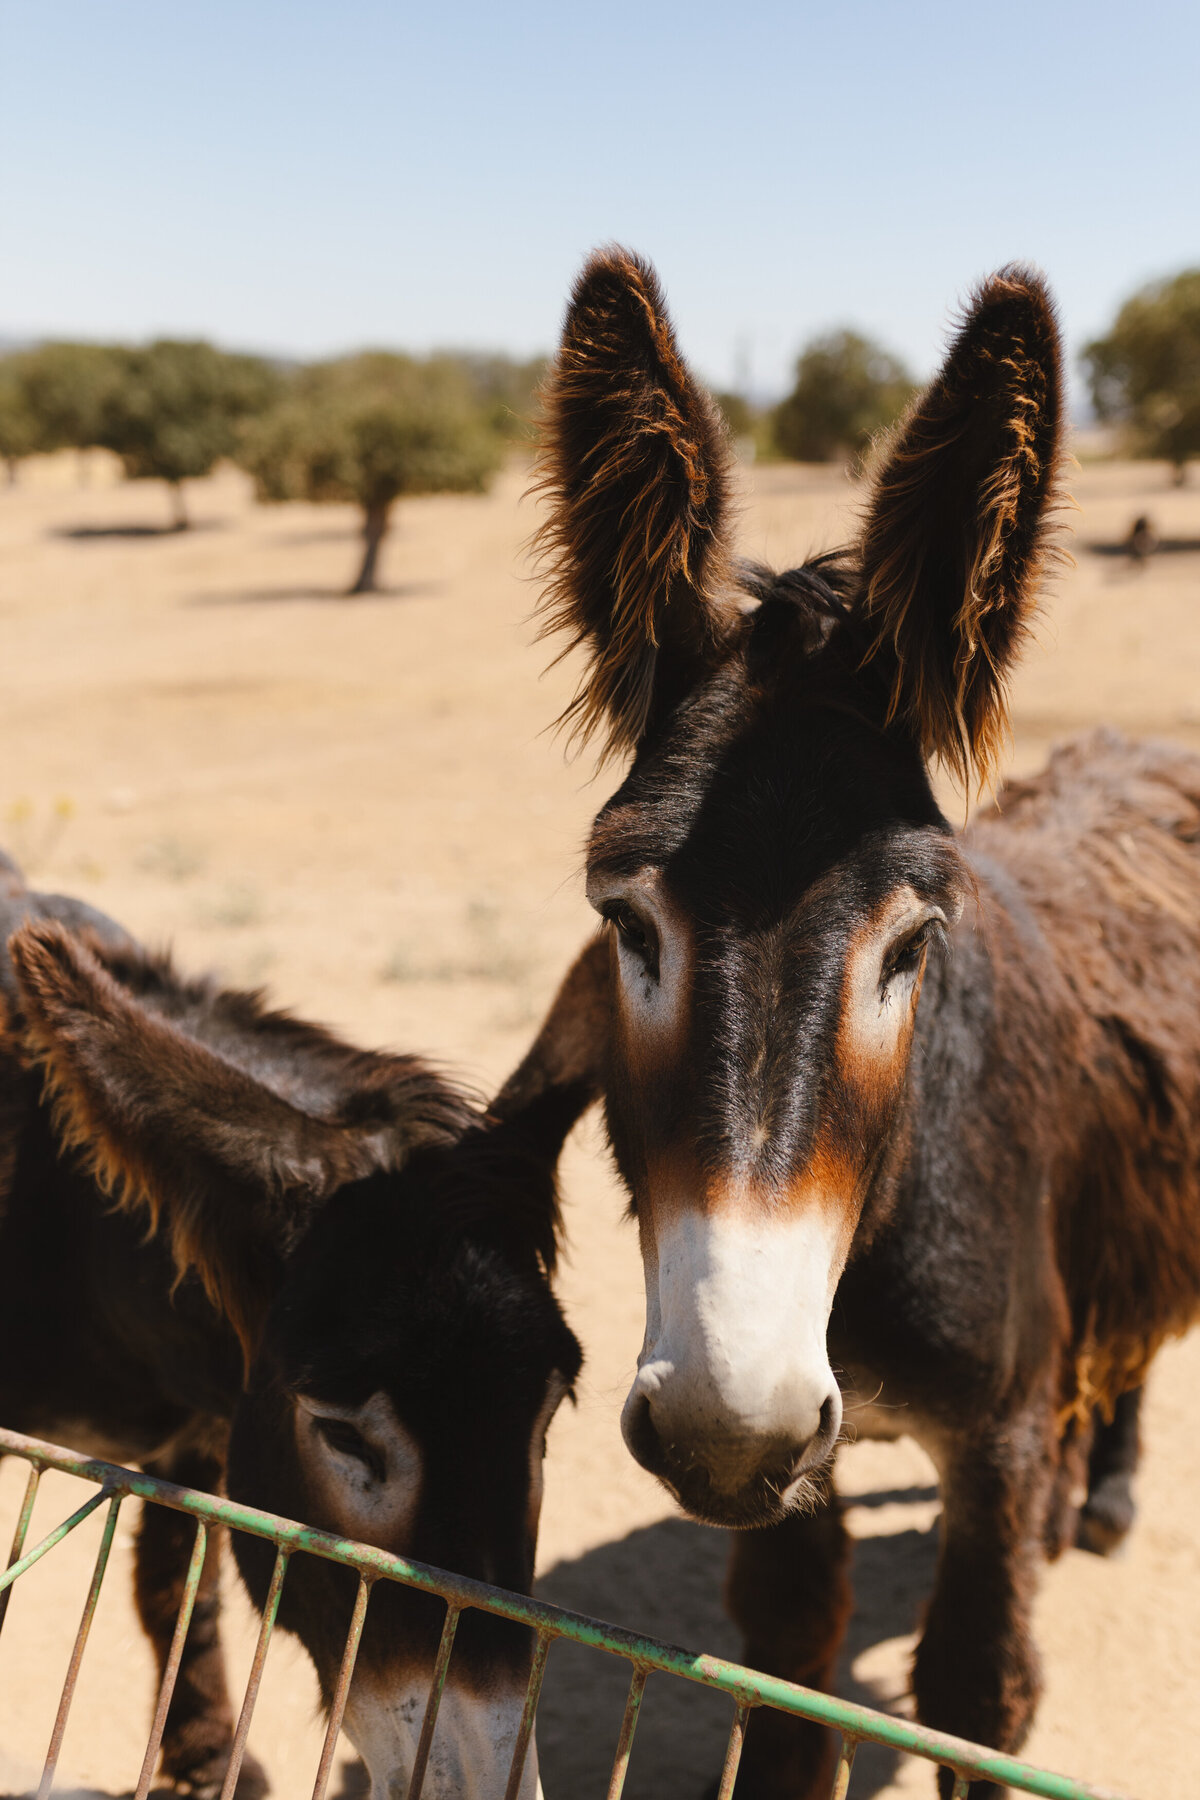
[501,1631,552,1800]
[0,1461,41,1637]
[829,1733,858,1800]
[404,1604,461,1800]
[133,1519,209,1800]
[949,1774,971,1799]
[218,1546,290,1800]
[715,1703,752,1800]
[35,1493,122,1800]
[310,1575,371,1800]
[604,1665,648,1800]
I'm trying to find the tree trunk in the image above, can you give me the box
[348,499,392,595]
[4,457,18,487]
[168,480,189,530]
[1172,460,1188,488]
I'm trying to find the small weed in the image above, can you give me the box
[136,836,206,882]
[3,795,75,873]
[198,884,263,929]
[379,896,531,986]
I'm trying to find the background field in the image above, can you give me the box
[1,451,1198,1798]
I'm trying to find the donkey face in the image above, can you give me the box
[10,923,580,1800]
[536,250,1062,1526]
[231,1149,580,1800]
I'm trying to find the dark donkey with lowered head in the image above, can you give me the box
[516,249,1200,1795]
[0,852,590,1800]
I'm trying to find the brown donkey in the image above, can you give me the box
[514,249,1200,1796]
[0,856,585,1800]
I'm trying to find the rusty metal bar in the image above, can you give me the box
[218,1545,290,1800]
[405,1603,461,1800]
[0,1485,109,1594]
[829,1733,858,1800]
[950,1775,971,1799]
[0,1460,41,1636]
[0,1428,1139,1800]
[311,1574,371,1800]
[604,1665,648,1800]
[133,1519,209,1800]
[501,1630,551,1800]
[34,1491,122,1800]
[715,1701,752,1800]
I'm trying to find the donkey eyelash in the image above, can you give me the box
[600,901,659,973]
[882,918,947,987]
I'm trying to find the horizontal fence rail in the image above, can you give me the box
[0,1425,1136,1800]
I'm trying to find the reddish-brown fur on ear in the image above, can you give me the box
[858,266,1065,789]
[9,921,471,1364]
[533,247,740,757]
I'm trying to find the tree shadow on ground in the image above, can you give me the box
[534,1489,940,1800]
[185,581,445,607]
[50,523,224,541]
[1087,537,1200,556]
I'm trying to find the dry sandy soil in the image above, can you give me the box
[0,449,1198,1800]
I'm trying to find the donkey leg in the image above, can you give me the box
[1077,1384,1143,1557]
[136,1429,268,1800]
[914,1401,1056,1800]
[721,1473,852,1799]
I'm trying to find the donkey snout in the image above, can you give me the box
[621,1361,842,1528]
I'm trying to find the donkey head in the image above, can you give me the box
[10,921,582,1800]
[536,249,1062,1527]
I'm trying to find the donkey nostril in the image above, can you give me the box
[621,1388,664,1474]
[818,1392,840,1443]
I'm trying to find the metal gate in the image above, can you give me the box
[0,1425,1134,1800]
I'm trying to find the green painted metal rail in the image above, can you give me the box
[0,1425,1136,1800]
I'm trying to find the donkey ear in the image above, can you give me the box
[857,267,1064,787]
[9,922,462,1361]
[534,247,740,757]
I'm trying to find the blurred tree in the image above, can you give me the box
[771,329,914,465]
[712,390,757,440]
[448,352,547,442]
[98,341,280,528]
[14,341,124,456]
[0,360,39,483]
[240,353,503,594]
[1084,270,1200,484]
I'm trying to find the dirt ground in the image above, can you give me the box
[0,448,1198,1799]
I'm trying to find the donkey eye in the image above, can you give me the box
[603,902,656,966]
[313,1417,386,1482]
[883,920,941,987]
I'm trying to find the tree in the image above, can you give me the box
[239,353,504,594]
[14,341,124,455]
[97,341,280,528]
[0,360,39,483]
[712,390,757,440]
[1083,270,1200,484]
[772,329,914,465]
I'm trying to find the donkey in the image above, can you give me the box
[520,249,1200,1796]
[0,851,587,1800]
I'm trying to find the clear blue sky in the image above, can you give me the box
[2,1,1197,401]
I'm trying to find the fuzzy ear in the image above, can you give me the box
[857,266,1065,787]
[534,247,740,757]
[9,922,469,1360]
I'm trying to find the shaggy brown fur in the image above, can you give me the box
[859,268,1065,789]
[532,247,742,759]
[972,729,1200,1413]
[11,922,469,1360]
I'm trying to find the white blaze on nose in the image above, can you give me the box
[344,1678,542,1800]
[625,1203,845,1474]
